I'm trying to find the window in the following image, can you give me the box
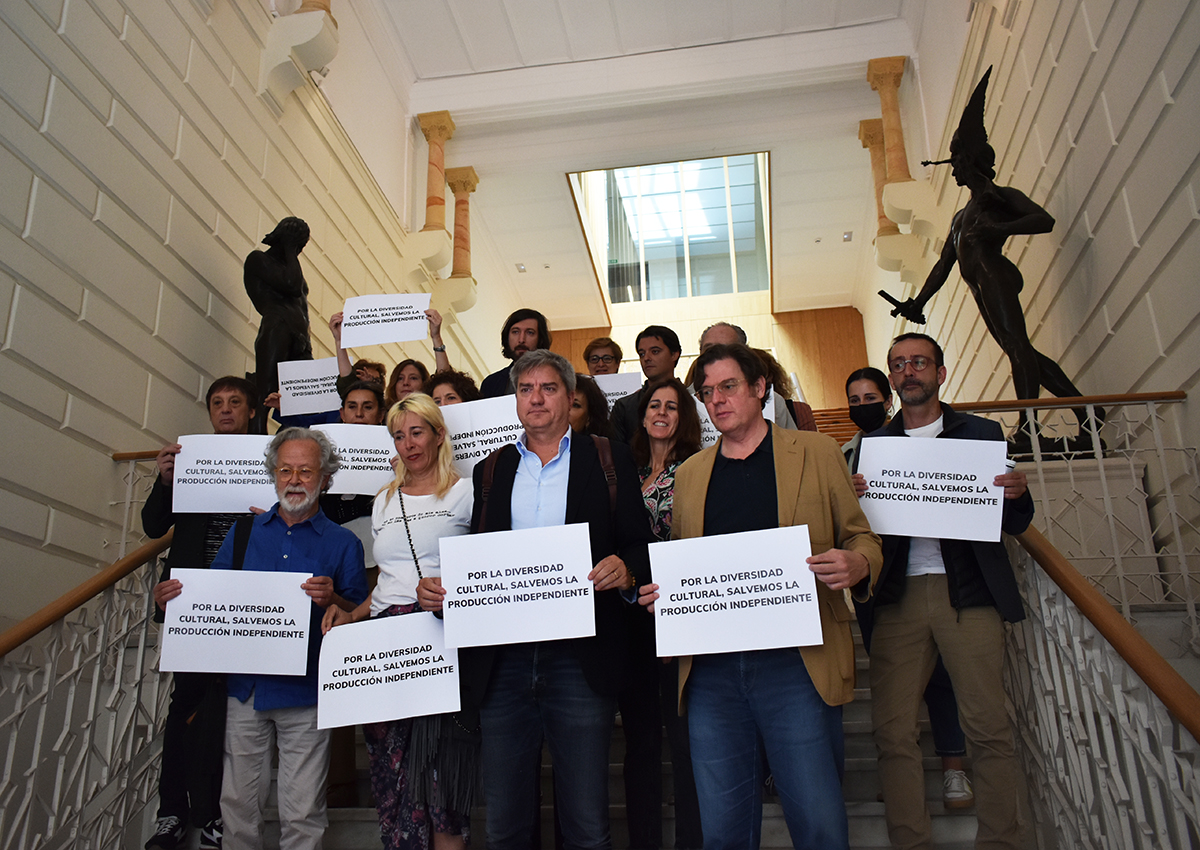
[571,153,771,303]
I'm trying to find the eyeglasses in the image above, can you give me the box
[888,356,933,373]
[696,378,746,403]
[276,466,317,482]
[587,354,615,365]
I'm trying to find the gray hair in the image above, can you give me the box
[264,427,341,478]
[509,348,576,393]
[700,321,748,347]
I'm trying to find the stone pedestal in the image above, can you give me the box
[258,9,339,115]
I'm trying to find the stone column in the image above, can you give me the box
[445,166,479,279]
[867,56,912,183]
[859,119,899,239]
[295,0,335,24]
[418,111,456,233]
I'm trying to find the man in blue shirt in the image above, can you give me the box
[160,427,366,850]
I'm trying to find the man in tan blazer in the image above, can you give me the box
[640,343,881,850]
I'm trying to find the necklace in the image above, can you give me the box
[398,491,423,579]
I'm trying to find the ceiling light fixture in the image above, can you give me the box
[515,263,526,273]
[843,231,853,242]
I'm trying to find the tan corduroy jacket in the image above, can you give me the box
[671,424,882,709]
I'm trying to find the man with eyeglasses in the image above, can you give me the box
[582,336,623,376]
[155,427,367,850]
[638,342,881,849]
[860,332,1032,850]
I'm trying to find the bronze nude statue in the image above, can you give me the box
[245,216,313,432]
[881,68,1099,447]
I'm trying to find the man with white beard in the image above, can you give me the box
[158,427,367,850]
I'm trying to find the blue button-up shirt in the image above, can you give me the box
[511,428,572,530]
[212,504,367,710]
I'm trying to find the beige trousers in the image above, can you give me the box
[221,695,331,850]
[870,574,1024,850]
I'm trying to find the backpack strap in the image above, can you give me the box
[590,435,618,515]
[231,515,255,571]
[476,446,506,533]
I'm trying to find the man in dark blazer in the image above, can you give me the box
[464,348,653,850]
[861,333,1033,850]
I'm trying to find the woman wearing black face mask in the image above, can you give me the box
[842,367,892,469]
[843,367,974,811]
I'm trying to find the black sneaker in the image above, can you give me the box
[145,816,185,850]
[200,817,223,850]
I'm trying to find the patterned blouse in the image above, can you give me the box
[640,461,682,542]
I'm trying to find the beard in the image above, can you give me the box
[897,377,938,407]
[277,482,320,518]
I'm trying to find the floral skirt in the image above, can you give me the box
[365,603,477,848]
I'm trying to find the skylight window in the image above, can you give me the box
[570,153,771,303]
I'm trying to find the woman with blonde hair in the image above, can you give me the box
[323,393,476,849]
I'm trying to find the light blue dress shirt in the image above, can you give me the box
[511,428,572,530]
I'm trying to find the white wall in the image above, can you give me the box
[0,0,440,623]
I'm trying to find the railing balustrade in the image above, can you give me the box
[1008,529,1200,849]
[0,453,165,850]
[935,393,1197,649]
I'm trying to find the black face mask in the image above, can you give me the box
[849,401,888,433]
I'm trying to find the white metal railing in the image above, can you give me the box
[958,393,1198,650]
[1006,534,1200,849]
[0,454,165,850]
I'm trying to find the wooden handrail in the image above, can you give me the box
[0,529,173,657]
[815,390,1186,419]
[1017,526,1200,741]
[953,390,1185,414]
[112,450,161,461]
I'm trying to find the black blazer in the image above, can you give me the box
[459,433,654,708]
[865,402,1034,622]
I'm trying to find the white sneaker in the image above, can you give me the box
[943,768,974,809]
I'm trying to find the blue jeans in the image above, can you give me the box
[480,642,615,850]
[687,649,847,850]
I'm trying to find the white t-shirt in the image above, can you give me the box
[370,477,473,615]
[904,415,946,576]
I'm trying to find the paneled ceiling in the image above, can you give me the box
[351,0,934,336]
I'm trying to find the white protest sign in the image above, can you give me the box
[695,399,719,448]
[439,523,595,648]
[314,424,394,495]
[651,525,822,656]
[277,357,341,416]
[171,435,275,513]
[440,395,523,477]
[856,436,1007,542]
[160,568,312,675]
[340,293,432,348]
[317,612,459,729]
[592,372,643,411]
